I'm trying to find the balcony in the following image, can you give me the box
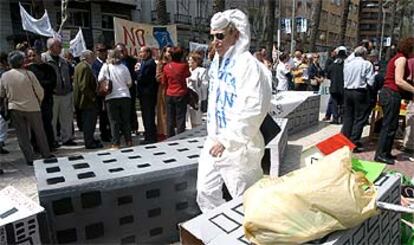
[174,13,192,25]
[151,10,171,23]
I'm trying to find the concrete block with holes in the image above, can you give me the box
[167,118,288,177]
[0,186,44,245]
[270,92,320,135]
[34,138,205,244]
[180,174,401,245]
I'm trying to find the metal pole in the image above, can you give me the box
[379,6,386,60]
[290,0,296,55]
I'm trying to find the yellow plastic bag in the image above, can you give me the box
[243,147,379,245]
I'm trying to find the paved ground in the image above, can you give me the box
[1,114,413,205]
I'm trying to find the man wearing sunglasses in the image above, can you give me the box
[196,9,272,212]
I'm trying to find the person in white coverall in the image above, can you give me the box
[196,9,272,212]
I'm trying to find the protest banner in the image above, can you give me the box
[69,28,87,57]
[114,17,177,57]
[189,41,208,53]
[19,2,56,37]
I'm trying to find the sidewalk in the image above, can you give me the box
[1,115,413,205]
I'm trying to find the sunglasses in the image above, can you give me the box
[211,32,226,40]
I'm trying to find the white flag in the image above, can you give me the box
[189,41,208,53]
[19,2,56,37]
[285,19,291,34]
[69,28,87,58]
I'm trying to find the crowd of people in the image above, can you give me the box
[0,38,213,167]
[0,18,413,174]
[273,38,414,165]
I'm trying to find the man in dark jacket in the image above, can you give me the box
[326,47,347,124]
[136,46,158,143]
[42,38,76,146]
[27,48,57,150]
[92,43,111,142]
[73,50,103,149]
[115,43,139,134]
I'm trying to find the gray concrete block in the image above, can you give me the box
[34,138,205,244]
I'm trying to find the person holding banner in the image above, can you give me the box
[196,9,272,212]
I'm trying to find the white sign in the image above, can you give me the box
[19,2,56,37]
[69,27,87,58]
[60,30,71,49]
[189,41,208,53]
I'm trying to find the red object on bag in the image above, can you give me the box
[316,133,356,155]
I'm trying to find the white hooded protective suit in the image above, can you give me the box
[196,9,272,212]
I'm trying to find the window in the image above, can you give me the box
[56,9,90,28]
[101,13,129,31]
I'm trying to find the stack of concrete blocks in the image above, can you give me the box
[34,138,205,244]
[0,186,44,245]
[180,174,401,245]
[168,117,288,176]
[34,118,288,244]
[271,92,320,135]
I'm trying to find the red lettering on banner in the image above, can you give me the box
[135,29,146,47]
[123,26,136,46]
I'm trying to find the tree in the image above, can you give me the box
[308,0,322,52]
[156,0,168,25]
[213,0,225,13]
[339,0,351,45]
[263,0,275,60]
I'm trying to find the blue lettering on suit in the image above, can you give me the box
[214,58,238,129]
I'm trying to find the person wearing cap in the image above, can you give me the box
[342,46,375,152]
[196,9,272,212]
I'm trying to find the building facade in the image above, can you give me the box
[1,0,362,54]
[359,0,400,47]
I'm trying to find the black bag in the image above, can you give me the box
[0,98,8,121]
[400,79,414,101]
[187,88,199,110]
[260,114,281,145]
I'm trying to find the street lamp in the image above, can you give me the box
[379,0,393,60]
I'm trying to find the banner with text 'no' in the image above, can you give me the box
[114,17,177,57]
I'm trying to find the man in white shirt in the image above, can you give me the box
[342,46,375,151]
[276,53,291,91]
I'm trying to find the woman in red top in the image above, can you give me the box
[375,37,414,164]
[162,47,191,137]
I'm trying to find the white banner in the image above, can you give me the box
[19,2,56,37]
[114,17,177,57]
[189,41,208,53]
[285,19,291,34]
[69,28,86,58]
[271,91,314,118]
